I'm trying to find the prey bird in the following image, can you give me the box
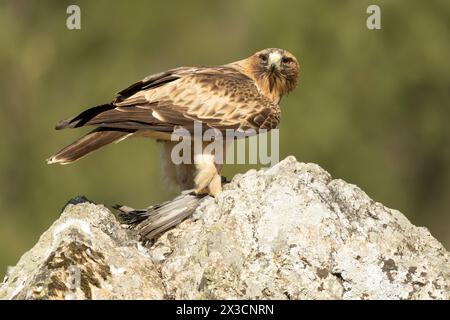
[48,48,299,239]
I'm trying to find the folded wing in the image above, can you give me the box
[56,66,280,134]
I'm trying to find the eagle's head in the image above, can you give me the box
[244,48,299,102]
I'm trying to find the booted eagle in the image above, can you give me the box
[48,48,299,197]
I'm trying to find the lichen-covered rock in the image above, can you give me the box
[1,156,449,299]
[0,197,164,299]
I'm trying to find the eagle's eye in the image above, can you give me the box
[281,56,293,64]
[259,54,269,63]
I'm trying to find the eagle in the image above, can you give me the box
[47,48,300,198]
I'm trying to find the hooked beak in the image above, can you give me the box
[268,52,282,72]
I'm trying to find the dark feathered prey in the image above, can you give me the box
[115,190,207,242]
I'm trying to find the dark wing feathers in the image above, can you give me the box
[56,66,280,135]
[115,67,188,101]
[55,104,114,129]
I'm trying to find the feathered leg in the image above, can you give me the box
[193,140,226,197]
[159,141,196,190]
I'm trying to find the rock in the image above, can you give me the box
[0,197,164,299]
[1,156,449,299]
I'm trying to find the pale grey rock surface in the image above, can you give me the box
[1,156,449,299]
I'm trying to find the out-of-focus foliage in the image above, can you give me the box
[0,0,449,275]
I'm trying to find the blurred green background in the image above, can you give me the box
[0,0,449,277]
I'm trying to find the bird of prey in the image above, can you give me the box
[47,48,299,198]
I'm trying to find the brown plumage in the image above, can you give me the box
[48,48,300,196]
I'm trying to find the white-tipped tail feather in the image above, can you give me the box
[47,128,134,165]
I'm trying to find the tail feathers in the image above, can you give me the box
[115,190,207,241]
[47,128,134,165]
